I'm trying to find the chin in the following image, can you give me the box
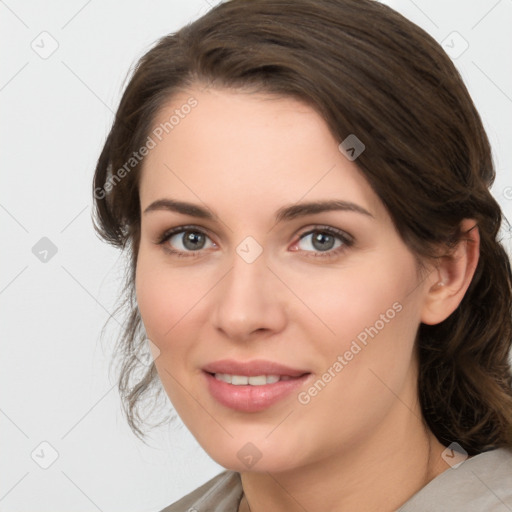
[204,440,303,474]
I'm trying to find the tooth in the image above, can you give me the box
[231,375,249,385]
[248,375,267,385]
[213,374,287,385]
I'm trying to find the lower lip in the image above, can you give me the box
[203,371,311,412]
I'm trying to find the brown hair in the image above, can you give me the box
[93,0,512,453]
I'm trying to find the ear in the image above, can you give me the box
[421,219,480,326]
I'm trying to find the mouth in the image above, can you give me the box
[201,359,312,412]
[205,372,308,385]
[202,358,310,378]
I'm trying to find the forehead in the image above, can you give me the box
[138,86,383,221]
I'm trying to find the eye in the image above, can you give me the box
[291,226,353,258]
[156,225,353,259]
[157,226,216,257]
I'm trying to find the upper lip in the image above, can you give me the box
[202,359,310,377]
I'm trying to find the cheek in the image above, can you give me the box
[289,255,421,407]
[135,255,172,342]
[289,257,417,354]
[288,263,421,455]
[135,248,225,372]
[135,252,204,410]
[135,251,202,354]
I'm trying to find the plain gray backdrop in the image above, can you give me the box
[1,0,511,511]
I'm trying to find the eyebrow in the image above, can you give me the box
[143,198,374,222]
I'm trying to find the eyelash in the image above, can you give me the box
[156,224,354,259]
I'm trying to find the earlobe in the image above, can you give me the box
[421,219,480,326]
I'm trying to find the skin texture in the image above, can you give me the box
[135,86,480,512]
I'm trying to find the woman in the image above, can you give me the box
[92,0,512,510]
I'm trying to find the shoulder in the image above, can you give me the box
[157,470,243,512]
[399,447,512,511]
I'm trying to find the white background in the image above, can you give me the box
[1,1,511,511]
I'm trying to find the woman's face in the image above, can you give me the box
[136,86,435,472]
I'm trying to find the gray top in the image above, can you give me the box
[160,447,512,511]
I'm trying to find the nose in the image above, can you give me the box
[211,247,287,342]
